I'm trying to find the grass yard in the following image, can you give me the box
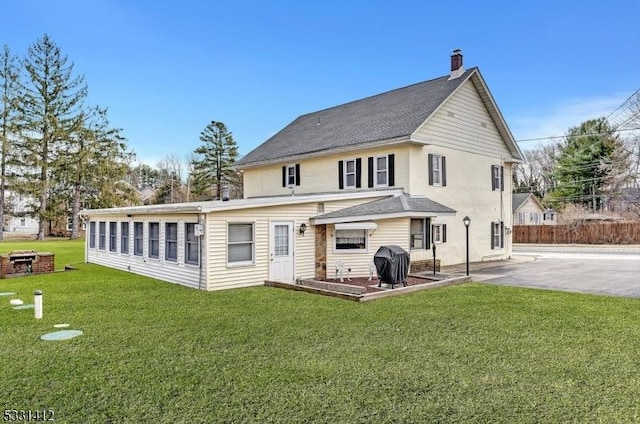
[2,240,640,422]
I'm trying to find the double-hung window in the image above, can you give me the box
[109,222,117,252]
[133,222,143,256]
[228,223,254,264]
[492,165,504,191]
[149,222,160,259]
[428,154,446,186]
[282,164,300,187]
[165,223,178,262]
[374,156,388,187]
[344,159,356,188]
[89,222,96,248]
[121,222,129,254]
[410,218,428,250]
[432,224,447,244]
[185,223,199,265]
[98,222,106,250]
[491,222,504,249]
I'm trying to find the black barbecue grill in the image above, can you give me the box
[374,245,410,289]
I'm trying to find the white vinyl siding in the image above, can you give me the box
[86,214,201,289]
[412,79,512,158]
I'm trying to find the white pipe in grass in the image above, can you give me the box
[34,290,43,319]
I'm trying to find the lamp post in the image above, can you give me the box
[463,216,471,276]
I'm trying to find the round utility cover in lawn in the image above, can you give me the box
[0,292,17,296]
[13,304,34,310]
[40,330,83,341]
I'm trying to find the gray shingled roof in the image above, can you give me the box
[512,193,532,212]
[312,194,455,222]
[237,68,477,167]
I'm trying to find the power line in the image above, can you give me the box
[516,127,640,143]
[605,87,640,120]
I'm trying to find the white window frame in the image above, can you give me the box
[109,222,117,252]
[492,221,503,249]
[66,217,73,231]
[431,154,443,186]
[374,155,389,187]
[334,229,368,253]
[185,223,200,266]
[89,221,96,249]
[410,218,427,250]
[133,222,144,256]
[518,212,525,225]
[432,224,444,244]
[121,222,130,254]
[99,222,106,250]
[286,164,296,186]
[148,222,160,259]
[227,223,255,266]
[165,222,178,262]
[20,218,26,227]
[343,158,357,189]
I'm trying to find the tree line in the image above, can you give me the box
[1,35,241,240]
[513,109,640,216]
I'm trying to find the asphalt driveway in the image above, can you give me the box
[469,244,640,298]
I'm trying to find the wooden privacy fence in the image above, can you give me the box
[513,222,640,244]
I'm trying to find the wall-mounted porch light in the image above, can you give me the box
[299,223,307,236]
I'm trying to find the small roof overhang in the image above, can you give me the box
[334,221,378,230]
[311,193,456,225]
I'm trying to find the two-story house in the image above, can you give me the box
[82,50,523,290]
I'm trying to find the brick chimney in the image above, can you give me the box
[448,49,465,80]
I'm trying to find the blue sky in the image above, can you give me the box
[2,1,639,166]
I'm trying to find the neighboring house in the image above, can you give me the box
[82,50,524,290]
[2,189,39,236]
[512,193,556,225]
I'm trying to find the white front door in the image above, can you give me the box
[269,221,294,283]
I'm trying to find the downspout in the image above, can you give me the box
[198,212,206,290]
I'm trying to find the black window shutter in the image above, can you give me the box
[338,161,344,190]
[428,154,433,186]
[500,166,504,191]
[282,166,286,187]
[442,224,447,243]
[500,222,504,248]
[442,156,447,186]
[368,157,374,188]
[388,154,395,186]
[295,164,301,186]
[355,158,362,188]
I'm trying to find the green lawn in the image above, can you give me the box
[2,240,640,423]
